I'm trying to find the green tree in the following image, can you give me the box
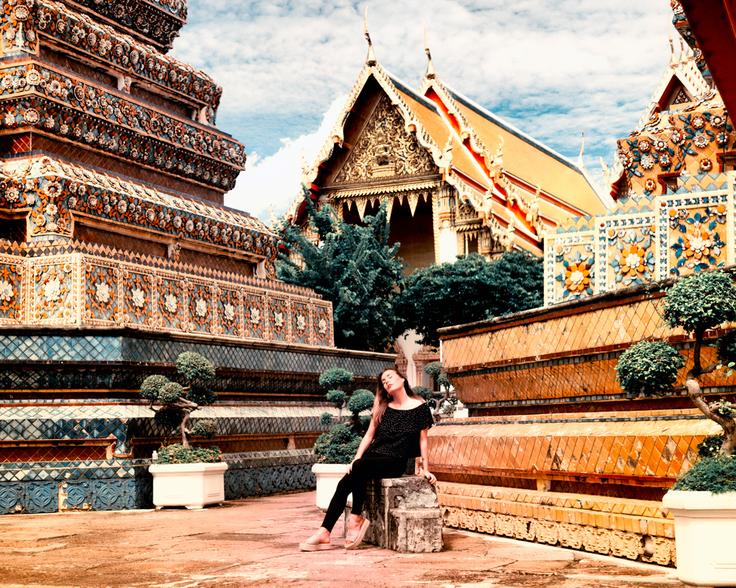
[616,271,736,457]
[140,352,217,449]
[277,194,404,351]
[394,252,543,347]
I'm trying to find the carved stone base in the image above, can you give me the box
[442,505,675,565]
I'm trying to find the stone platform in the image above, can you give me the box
[435,278,735,566]
[0,490,685,587]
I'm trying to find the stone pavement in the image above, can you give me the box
[0,491,685,588]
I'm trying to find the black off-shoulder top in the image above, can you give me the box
[364,402,434,461]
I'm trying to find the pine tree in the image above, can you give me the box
[277,191,404,352]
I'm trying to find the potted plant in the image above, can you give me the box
[423,361,460,419]
[141,351,227,509]
[312,367,374,510]
[615,270,736,585]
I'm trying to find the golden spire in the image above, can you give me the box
[363,7,377,66]
[424,27,435,79]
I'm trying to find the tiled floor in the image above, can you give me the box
[0,490,685,587]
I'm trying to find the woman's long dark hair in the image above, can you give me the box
[372,367,421,425]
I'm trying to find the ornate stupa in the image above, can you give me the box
[0,0,391,514]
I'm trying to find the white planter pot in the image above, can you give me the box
[663,490,736,586]
[149,462,228,509]
[312,463,350,511]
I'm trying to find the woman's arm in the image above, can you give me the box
[347,418,377,472]
[418,429,436,485]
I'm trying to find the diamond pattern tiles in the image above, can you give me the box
[439,288,736,406]
[453,344,731,405]
[0,450,317,513]
[428,412,719,488]
[0,333,392,377]
[442,294,672,370]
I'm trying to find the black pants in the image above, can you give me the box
[321,455,407,532]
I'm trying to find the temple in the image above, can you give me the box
[292,35,612,272]
[545,1,735,305]
[433,0,736,565]
[0,0,391,513]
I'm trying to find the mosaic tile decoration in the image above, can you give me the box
[0,450,318,514]
[0,333,392,375]
[428,410,719,489]
[0,251,334,347]
[544,172,734,305]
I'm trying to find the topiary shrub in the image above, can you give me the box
[616,270,736,477]
[313,370,375,464]
[615,341,685,398]
[674,456,736,493]
[423,361,455,420]
[156,444,221,464]
[140,351,219,462]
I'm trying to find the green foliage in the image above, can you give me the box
[319,412,333,426]
[139,352,218,450]
[698,435,725,459]
[177,352,216,405]
[394,252,543,347]
[424,361,451,390]
[717,331,736,365]
[319,368,353,390]
[615,341,685,398]
[140,375,169,401]
[190,419,217,438]
[674,456,736,493]
[413,386,432,401]
[313,423,362,464]
[423,362,443,379]
[663,270,736,334]
[153,407,184,433]
[347,389,374,414]
[325,389,347,409]
[155,444,221,464]
[159,381,185,403]
[277,197,404,351]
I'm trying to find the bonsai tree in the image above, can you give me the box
[424,361,457,418]
[314,368,374,464]
[140,351,219,463]
[615,270,736,491]
[319,367,353,420]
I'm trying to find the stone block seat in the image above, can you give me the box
[347,475,443,552]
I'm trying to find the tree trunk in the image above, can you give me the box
[180,410,191,447]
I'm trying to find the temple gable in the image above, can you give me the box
[331,94,437,186]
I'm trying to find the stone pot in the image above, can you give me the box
[149,462,228,509]
[312,463,350,511]
[662,489,736,586]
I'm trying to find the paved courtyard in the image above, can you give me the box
[0,491,684,588]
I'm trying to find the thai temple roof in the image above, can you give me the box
[299,37,613,251]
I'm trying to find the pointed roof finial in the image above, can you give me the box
[363,7,377,66]
[424,26,435,79]
[578,131,585,165]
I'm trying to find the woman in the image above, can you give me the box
[300,367,436,551]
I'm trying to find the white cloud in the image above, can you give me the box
[224,94,347,222]
[173,1,677,216]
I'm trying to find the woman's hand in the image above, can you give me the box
[420,468,437,485]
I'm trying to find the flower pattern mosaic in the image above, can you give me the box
[616,107,733,198]
[31,0,219,119]
[667,203,727,275]
[0,156,277,265]
[549,233,595,303]
[1,252,334,347]
[546,173,734,305]
[0,256,22,323]
[0,63,244,189]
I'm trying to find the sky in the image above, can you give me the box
[171,1,674,222]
